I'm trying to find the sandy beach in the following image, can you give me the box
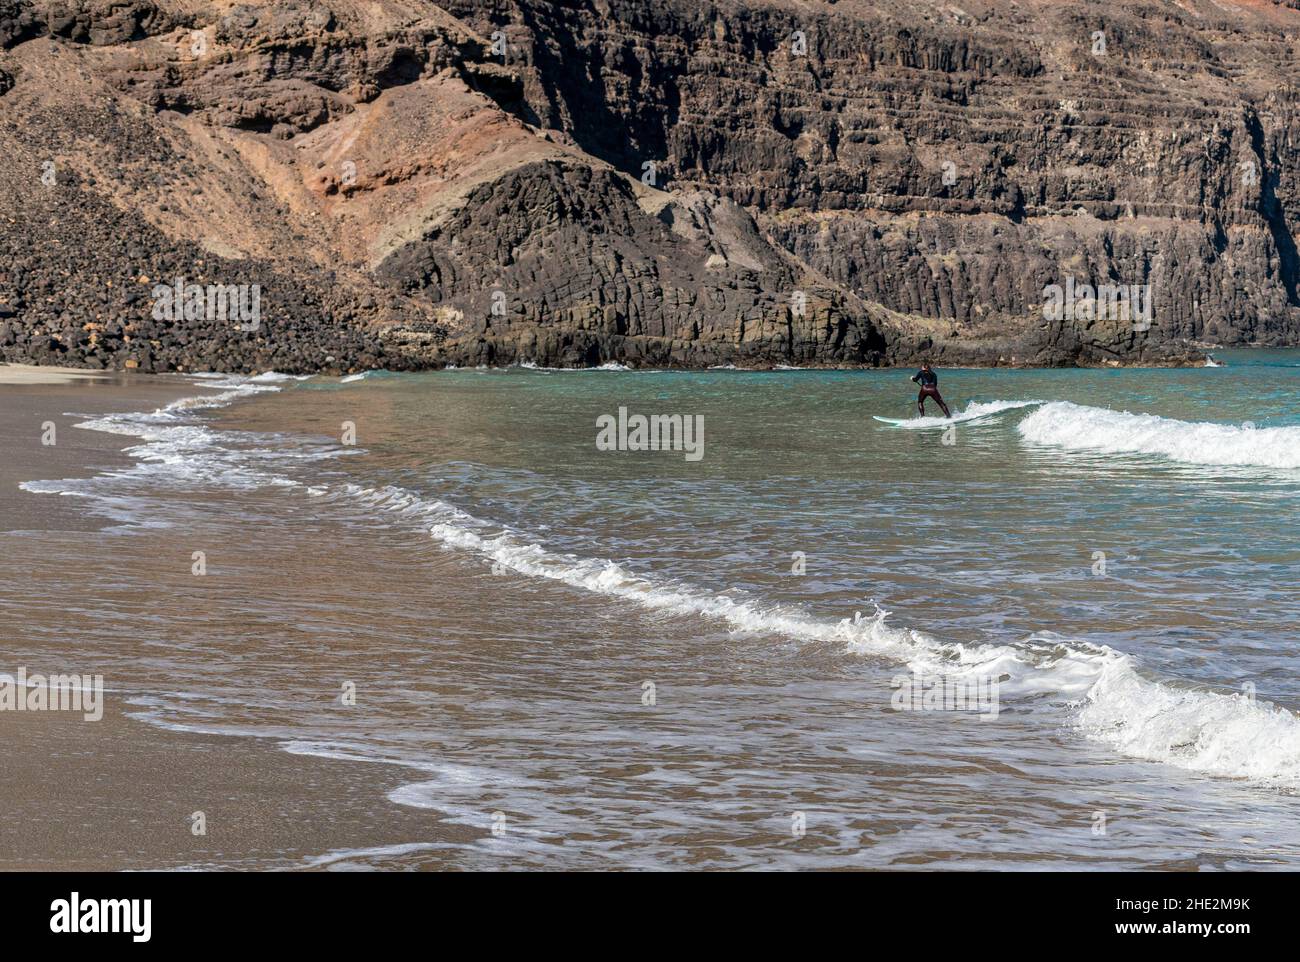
[0,372,470,870]
[0,699,468,871]
[0,364,117,385]
[0,369,203,532]
[5,358,1300,871]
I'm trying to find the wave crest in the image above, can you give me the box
[1019,401,1300,470]
[23,375,1300,789]
[1079,660,1300,784]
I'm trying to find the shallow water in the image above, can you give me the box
[7,349,1300,869]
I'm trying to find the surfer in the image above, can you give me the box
[910,362,951,418]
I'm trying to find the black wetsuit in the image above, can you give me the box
[910,368,951,417]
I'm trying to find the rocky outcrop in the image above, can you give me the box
[3,0,1300,372]
[445,0,1300,365]
[375,160,888,367]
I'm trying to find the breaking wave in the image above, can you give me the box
[18,373,320,515]
[22,374,1300,790]
[325,480,1300,788]
[1018,401,1300,470]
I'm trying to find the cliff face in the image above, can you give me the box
[2,0,1299,372]
[443,0,1300,365]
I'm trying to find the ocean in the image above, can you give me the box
[5,349,1300,869]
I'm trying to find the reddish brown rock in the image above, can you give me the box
[3,0,1299,371]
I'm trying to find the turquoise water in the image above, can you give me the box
[328,348,1300,698]
[11,348,1300,868]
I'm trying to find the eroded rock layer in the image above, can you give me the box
[3,0,1300,371]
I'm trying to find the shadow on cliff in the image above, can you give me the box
[512,0,679,177]
[1246,111,1300,308]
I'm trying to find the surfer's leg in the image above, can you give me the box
[935,392,951,418]
[917,390,926,415]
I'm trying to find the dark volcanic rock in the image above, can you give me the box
[4,0,1300,371]
[375,160,888,368]
[442,0,1300,365]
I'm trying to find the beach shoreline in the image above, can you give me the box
[0,695,468,871]
[0,372,469,871]
[3,358,1299,871]
[0,369,211,532]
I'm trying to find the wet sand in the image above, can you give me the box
[0,371,202,532]
[0,699,475,871]
[0,364,117,385]
[0,373,470,870]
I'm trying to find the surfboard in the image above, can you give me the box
[874,401,1042,429]
[873,411,981,428]
[873,414,960,425]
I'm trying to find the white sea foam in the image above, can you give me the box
[299,481,1300,788]
[515,361,632,372]
[1078,659,1300,783]
[23,373,1299,790]
[1018,401,1300,470]
[294,842,449,870]
[18,374,308,502]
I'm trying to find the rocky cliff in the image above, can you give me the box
[3,0,1300,372]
